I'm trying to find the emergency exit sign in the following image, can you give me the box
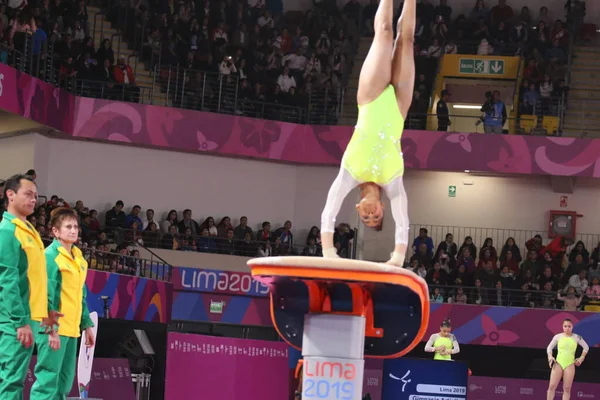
[459,59,505,75]
[448,186,456,197]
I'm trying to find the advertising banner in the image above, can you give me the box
[165,332,289,400]
[24,357,136,400]
[383,358,469,400]
[172,267,269,297]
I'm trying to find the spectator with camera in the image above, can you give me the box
[479,90,506,134]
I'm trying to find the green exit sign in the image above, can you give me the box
[448,186,457,197]
[459,59,504,75]
[210,300,225,314]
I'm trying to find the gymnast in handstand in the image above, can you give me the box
[321,0,415,267]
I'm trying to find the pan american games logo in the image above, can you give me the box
[389,370,412,391]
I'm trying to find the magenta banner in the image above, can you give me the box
[1,62,600,178]
[71,96,600,178]
[165,332,289,400]
[0,63,74,133]
[469,376,600,399]
[86,270,173,323]
[363,359,384,400]
[428,303,600,349]
[23,357,136,399]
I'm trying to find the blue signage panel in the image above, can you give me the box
[383,358,468,400]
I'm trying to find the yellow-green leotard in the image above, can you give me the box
[320,84,409,247]
[425,333,460,361]
[547,333,589,369]
[342,84,405,185]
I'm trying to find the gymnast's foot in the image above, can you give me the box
[322,247,340,258]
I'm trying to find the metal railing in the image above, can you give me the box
[65,78,154,104]
[427,284,598,310]
[405,111,561,135]
[449,40,521,57]
[40,237,171,281]
[560,97,600,137]
[408,223,600,259]
[114,227,356,260]
[80,245,171,281]
[152,66,338,122]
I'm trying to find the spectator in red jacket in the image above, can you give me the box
[113,55,139,102]
[540,235,572,258]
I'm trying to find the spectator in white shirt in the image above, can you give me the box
[219,55,237,75]
[568,269,589,295]
[283,48,307,74]
[257,10,273,28]
[277,66,296,92]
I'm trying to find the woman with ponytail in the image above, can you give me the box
[424,319,460,361]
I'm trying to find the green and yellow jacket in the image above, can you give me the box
[45,239,94,337]
[0,211,48,328]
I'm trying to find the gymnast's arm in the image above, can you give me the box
[450,334,460,354]
[577,334,589,358]
[321,167,359,257]
[384,176,410,263]
[546,334,559,359]
[424,334,439,352]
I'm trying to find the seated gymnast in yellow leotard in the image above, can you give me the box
[546,318,589,400]
[320,0,415,267]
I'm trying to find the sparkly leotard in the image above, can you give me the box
[342,84,405,184]
[425,333,460,361]
[547,333,589,369]
[321,84,408,246]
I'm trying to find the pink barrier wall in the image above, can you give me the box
[72,97,600,178]
[165,332,289,400]
[469,376,600,399]
[0,63,74,133]
[3,62,600,178]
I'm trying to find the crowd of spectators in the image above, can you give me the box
[0,0,583,129]
[410,227,600,310]
[0,172,355,268]
[0,0,141,99]
[133,0,362,123]
[0,0,361,124]
[406,0,579,126]
[95,200,354,259]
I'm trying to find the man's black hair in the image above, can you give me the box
[26,169,36,176]
[3,174,36,206]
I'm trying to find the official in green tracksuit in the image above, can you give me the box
[31,207,95,400]
[0,174,61,400]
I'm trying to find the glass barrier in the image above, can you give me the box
[450,41,520,57]
[408,223,600,259]
[69,79,155,105]
[427,284,593,310]
[113,227,355,260]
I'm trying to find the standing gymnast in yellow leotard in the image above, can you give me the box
[321,0,415,266]
[424,319,460,361]
[546,318,589,400]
